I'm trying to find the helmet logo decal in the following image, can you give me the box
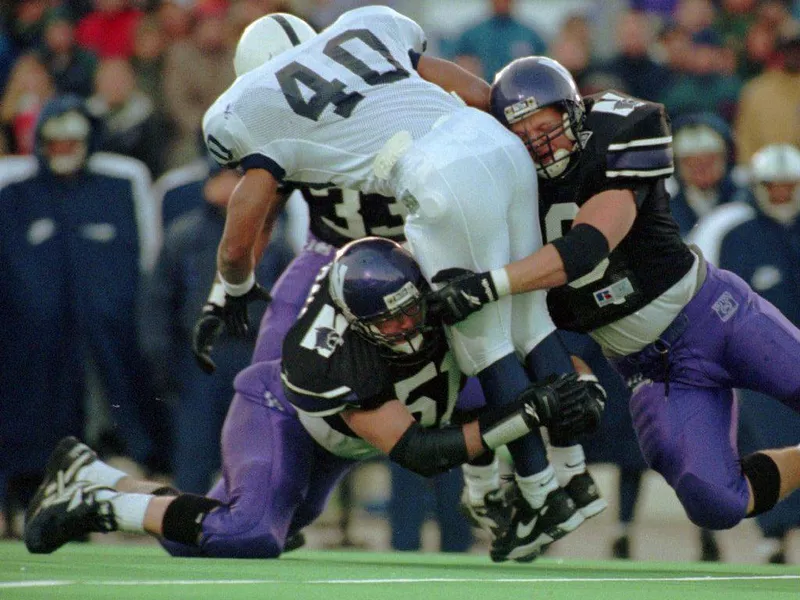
[504,97,539,124]
[383,281,419,310]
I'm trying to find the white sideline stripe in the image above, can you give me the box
[3,575,800,588]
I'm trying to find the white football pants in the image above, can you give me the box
[395,107,555,376]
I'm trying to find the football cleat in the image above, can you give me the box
[611,534,631,559]
[459,482,516,541]
[26,436,99,524]
[563,471,607,519]
[490,487,585,563]
[284,531,306,553]
[25,481,117,554]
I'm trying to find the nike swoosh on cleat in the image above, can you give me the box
[516,515,538,538]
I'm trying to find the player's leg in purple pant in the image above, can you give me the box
[160,360,357,558]
[251,235,337,364]
[611,262,800,530]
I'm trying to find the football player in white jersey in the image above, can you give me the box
[200,8,605,560]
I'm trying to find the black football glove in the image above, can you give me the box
[191,303,224,374]
[221,282,272,338]
[546,373,607,441]
[190,281,272,374]
[427,268,500,326]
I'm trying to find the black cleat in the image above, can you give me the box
[699,528,721,562]
[460,481,516,541]
[611,534,631,559]
[25,481,117,554]
[26,437,99,524]
[564,471,607,519]
[490,487,584,563]
[284,532,306,553]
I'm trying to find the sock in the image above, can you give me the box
[94,490,152,533]
[77,461,128,488]
[548,444,586,487]
[515,465,558,509]
[462,456,501,505]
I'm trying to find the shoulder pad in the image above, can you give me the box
[282,284,392,414]
[585,92,674,180]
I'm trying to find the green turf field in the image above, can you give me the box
[2,540,799,600]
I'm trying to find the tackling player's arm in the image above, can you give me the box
[415,54,491,112]
[429,189,636,325]
[341,373,599,478]
[504,188,637,293]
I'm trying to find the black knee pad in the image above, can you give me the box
[162,494,222,546]
[741,452,781,517]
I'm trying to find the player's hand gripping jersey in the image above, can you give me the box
[203,6,463,197]
[538,92,695,332]
[280,265,462,459]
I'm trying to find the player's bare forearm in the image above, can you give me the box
[505,243,569,293]
[416,55,491,111]
[342,400,485,459]
[217,168,280,284]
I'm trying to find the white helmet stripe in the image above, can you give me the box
[271,14,301,45]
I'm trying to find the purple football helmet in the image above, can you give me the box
[329,237,440,360]
[490,56,587,179]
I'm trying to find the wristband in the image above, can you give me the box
[206,282,226,307]
[489,268,511,298]
[219,271,255,297]
[478,402,539,450]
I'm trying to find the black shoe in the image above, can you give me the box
[26,437,98,524]
[768,550,787,564]
[564,471,607,519]
[460,481,515,541]
[490,487,584,563]
[25,481,117,554]
[611,534,631,559]
[699,528,721,562]
[284,532,306,553]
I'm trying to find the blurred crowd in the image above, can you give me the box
[1,0,800,562]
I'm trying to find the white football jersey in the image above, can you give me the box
[202,6,463,196]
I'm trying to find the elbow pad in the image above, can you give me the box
[551,223,610,282]
[389,422,469,477]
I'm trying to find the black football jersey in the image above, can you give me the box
[298,187,408,248]
[538,90,695,332]
[280,265,463,456]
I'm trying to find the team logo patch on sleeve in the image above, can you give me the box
[711,291,739,322]
[315,326,343,352]
[301,304,349,358]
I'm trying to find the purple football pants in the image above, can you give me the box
[610,263,800,529]
[161,234,489,557]
[161,236,352,557]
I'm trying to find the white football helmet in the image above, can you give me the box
[751,144,800,224]
[233,13,316,77]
